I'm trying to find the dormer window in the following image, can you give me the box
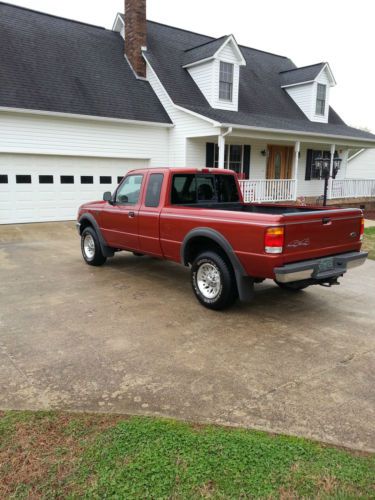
[219,62,234,101]
[316,84,326,115]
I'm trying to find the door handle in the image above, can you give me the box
[128,211,136,218]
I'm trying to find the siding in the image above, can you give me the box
[146,61,216,167]
[346,149,375,179]
[187,61,214,106]
[0,112,169,166]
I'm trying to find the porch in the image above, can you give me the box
[238,178,375,203]
[186,131,375,204]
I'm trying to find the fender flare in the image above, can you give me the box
[78,213,114,258]
[180,227,254,302]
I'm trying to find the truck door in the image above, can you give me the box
[101,173,144,251]
[138,172,164,256]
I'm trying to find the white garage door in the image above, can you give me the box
[0,155,149,224]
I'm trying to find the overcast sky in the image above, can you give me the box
[5,0,375,131]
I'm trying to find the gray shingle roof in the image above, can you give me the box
[0,2,171,124]
[145,22,375,142]
[279,63,326,87]
[183,35,231,66]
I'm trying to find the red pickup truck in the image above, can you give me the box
[77,168,367,310]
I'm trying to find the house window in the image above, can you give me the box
[316,84,326,115]
[100,176,112,184]
[213,144,243,174]
[81,176,93,184]
[16,175,32,184]
[305,149,338,180]
[0,175,8,184]
[219,62,234,101]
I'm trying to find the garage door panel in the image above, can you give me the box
[0,155,149,224]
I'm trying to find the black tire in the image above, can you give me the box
[191,251,238,310]
[81,226,107,266]
[275,280,310,291]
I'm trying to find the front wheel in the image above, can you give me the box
[81,227,107,266]
[275,280,310,291]
[191,252,237,310]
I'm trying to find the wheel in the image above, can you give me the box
[81,226,107,266]
[191,251,238,310]
[275,280,310,291]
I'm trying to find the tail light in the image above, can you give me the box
[265,227,284,254]
[360,217,365,241]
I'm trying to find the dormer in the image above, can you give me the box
[280,62,336,123]
[182,35,246,111]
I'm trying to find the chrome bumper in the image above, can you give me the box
[274,251,368,284]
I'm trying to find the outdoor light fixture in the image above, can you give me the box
[260,149,267,157]
[315,155,342,206]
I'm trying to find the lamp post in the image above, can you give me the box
[315,156,342,206]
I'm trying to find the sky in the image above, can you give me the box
[4,0,375,131]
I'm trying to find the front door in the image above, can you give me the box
[266,146,293,179]
[101,173,144,251]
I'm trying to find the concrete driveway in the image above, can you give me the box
[0,222,374,452]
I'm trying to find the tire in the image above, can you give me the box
[275,280,310,291]
[81,226,107,266]
[191,251,238,310]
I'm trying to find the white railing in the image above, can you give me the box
[331,179,375,199]
[239,179,296,203]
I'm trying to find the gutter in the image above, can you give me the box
[216,122,375,146]
[0,107,174,128]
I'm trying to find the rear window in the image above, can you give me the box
[171,174,239,204]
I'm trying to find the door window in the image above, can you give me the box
[116,175,143,205]
[145,173,164,207]
[274,152,282,179]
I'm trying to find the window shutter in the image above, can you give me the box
[243,145,251,179]
[305,149,313,180]
[206,143,215,168]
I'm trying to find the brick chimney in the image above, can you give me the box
[125,0,147,78]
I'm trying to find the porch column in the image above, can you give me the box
[293,141,300,200]
[328,144,336,200]
[218,134,225,169]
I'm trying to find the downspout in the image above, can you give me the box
[218,127,232,169]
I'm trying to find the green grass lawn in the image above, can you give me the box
[0,412,374,499]
[364,227,375,260]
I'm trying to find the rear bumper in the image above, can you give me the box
[274,251,368,284]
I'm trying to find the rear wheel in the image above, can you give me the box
[81,227,107,266]
[275,280,310,291]
[191,251,237,310]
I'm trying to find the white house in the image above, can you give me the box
[1,0,375,224]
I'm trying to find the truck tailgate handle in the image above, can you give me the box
[128,211,136,218]
[322,218,331,225]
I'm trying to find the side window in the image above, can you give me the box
[145,173,164,208]
[171,175,197,204]
[116,175,143,205]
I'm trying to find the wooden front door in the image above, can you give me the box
[266,146,293,179]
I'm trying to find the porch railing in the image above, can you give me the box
[331,179,375,199]
[239,179,296,203]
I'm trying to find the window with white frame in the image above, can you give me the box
[214,144,243,173]
[316,84,326,115]
[219,62,234,101]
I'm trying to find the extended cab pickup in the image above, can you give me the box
[77,168,367,310]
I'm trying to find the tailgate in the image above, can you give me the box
[282,208,363,262]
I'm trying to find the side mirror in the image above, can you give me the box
[103,191,113,204]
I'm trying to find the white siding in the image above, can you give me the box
[285,83,315,120]
[146,61,217,167]
[187,61,215,106]
[0,112,169,166]
[346,149,375,179]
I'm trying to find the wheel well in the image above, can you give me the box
[183,236,231,267]
[79,218,93,235]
